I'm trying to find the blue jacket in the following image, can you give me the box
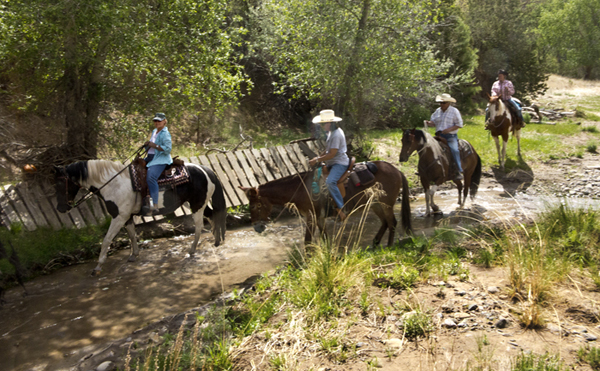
[146,127,173,167]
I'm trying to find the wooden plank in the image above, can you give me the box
[235,151,259,187]
[285,144,307,173]
[15,183,48,228]
[0,187,21,229]
[260,148,284,179]
[196,155,233,208]
[277,145,299,175]
[216,153,248,204]
[291,143,310,171]
[268,147,290,177]
[208,154,241,206]
[76,201,99,225]
[298,141,318,159]
[3,185,36,231]
[40,186,75,228]
[245,149,270,184]
[226,152,252,188]
[89,196,108,223]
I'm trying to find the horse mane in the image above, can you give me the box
[84,160,130,186]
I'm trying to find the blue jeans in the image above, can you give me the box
[147,164,166,204]
[326,163,347,209]
[506,99,523,121]
[441,133,463,173]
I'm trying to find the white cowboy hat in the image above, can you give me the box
[312,109,342,124]
[435,93,456,103]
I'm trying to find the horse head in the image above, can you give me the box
[53,165,82,213]
[488,97,505,119]
[399,129,424,162]
[240,186,272,233]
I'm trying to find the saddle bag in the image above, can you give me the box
[349,162,376,187]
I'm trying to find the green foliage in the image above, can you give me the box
[583,126,599,133]
[0,221,110,277]
[587,143,598,153]
[250,0,454,132]
[510,352,565,371]
[578,346,600,370]
[401,310,434,339]
[460,0,548,103]
[538,0,600,79]
[0,0,248,158]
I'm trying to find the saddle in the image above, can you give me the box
[322,157,378,199]
[129,157,190,197]
[432,134,473,179]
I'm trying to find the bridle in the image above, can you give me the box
[57,145,146,210]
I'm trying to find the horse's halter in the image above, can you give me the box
[57,168,84,209]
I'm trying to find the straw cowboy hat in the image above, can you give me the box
[435,93,456,103]
[312,109,343,124]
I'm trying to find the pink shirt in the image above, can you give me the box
[491,80,515,101]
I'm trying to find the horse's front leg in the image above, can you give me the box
[190,206,207,255]
[454,180,464,208]
[94,215,128,276]
[124,218,138,262]
[493,136,503,170]
[516,129,522,156]
[304,211,315,244]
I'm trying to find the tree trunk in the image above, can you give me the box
[336,0,371,132]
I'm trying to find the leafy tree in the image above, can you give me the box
[0,0,247,162]
[428,0,479,112]
[460,0,548,104]
[249,0,453,132]
[538,0,600,79]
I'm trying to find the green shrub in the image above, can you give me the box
[578,346,600,370]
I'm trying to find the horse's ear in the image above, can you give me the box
[239,186,258,197]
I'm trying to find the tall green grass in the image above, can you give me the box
[0,219,110,277]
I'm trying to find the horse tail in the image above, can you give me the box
[212,177,227,246]
[204,169,227,247]
[400,171,412,235]
[470,154,482,200]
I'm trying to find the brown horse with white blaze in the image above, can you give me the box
[240,160,412,247]
[399,129,482,216]
[487,97,522,170]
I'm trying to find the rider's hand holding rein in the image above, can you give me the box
[309,148,338,167]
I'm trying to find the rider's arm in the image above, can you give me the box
[309,148,338,166]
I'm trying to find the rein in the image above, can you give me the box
[61,145,146,209]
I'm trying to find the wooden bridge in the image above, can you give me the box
[0,140,324,231]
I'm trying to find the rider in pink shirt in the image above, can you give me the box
[489,69,524,125]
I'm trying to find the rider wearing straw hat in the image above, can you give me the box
[309,109,349,221]
[424,93,464,181]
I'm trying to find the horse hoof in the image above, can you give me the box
[431,205,440,212]
[91,269,101,277]
[127,256,136,262]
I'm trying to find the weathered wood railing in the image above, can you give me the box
[0,140,324,231]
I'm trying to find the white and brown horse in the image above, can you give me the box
[54,160,227,276]
[487,97,522,170]
[399,129,481,216]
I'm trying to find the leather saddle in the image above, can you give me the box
[323,157,379,199]
[130,157,189,197]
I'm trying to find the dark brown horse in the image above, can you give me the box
[486,97,522,170]
[399,129,481,216]
[240,161,412,246]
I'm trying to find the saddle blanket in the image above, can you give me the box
[129,163,190,192]
[458,139,473,160]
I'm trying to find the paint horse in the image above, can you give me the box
[486,97,523,170]
[54,160,227,276]
[399,129,481,216]
[240,160,412,247]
